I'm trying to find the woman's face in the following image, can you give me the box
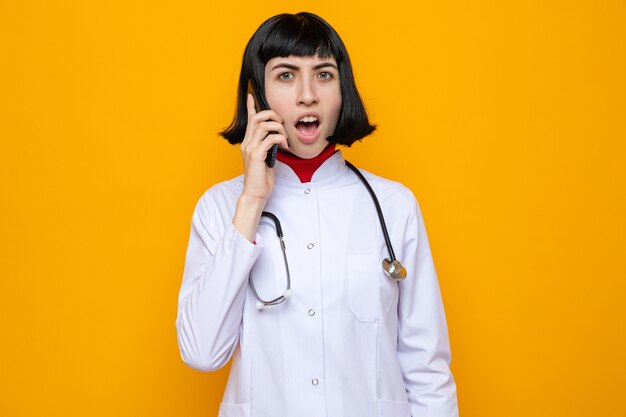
[264,54,342,159]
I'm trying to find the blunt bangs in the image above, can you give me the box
[221,12,375,146]
[258,16,336,63]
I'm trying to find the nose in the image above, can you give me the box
[297,78,318,106]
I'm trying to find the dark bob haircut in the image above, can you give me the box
[220,12,375,146]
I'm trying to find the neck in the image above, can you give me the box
[276,144,337,183]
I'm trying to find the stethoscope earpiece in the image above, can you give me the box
[382,258,407,281]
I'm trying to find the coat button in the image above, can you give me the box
[304,188,311,194]
[311,378,319,386]
[308,309,315,316]
[307,243,314,249]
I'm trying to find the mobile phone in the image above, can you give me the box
[247,80,279,168]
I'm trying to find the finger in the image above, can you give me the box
[246,93,256,118]
[259,133,289,152]
[279,137,290,150]
[249,109,284,125]
[247,122,288,148]
[243,108,282,144]
[246,134,288,164]
[258,121,288,140]
[241,94,257,149]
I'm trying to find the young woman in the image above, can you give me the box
[176,12,458,417]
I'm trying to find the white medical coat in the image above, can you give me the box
[176,151,458,417]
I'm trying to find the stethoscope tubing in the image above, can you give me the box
[249,211,292,307]
[344,160,397,262]
[251,160,404,308]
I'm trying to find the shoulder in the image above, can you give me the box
[355,168,421,218]
[192,175,244,221]
[201,175,244,203]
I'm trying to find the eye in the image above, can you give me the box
[278,72,294,80]
[318,71,333,80]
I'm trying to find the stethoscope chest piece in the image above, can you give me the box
[382,258,407,281]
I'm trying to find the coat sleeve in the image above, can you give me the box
[175,191,263,372]
[397,195,459,417]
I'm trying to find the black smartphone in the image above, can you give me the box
[247,80,279,168]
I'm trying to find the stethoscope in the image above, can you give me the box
[250,160,407,310]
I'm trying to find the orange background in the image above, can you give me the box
[1,1,625,416]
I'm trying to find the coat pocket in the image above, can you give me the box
[377,399,411,417]
[218,402,250,417]
[347,254,397,323]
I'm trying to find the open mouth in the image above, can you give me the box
[296,120,320,136]
[296,114,320,143]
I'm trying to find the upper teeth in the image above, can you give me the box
[299,116,318,123]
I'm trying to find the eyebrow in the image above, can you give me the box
[270,62,338,71]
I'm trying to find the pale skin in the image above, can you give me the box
[232,54,342,241]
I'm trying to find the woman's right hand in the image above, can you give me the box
[240,93,289,204]
[233,94,289,242]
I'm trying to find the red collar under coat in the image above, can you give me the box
[276,144,337,183]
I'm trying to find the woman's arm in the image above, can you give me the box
[176,94,289,371]
[397,196,459,416]
[175,192,262,371]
